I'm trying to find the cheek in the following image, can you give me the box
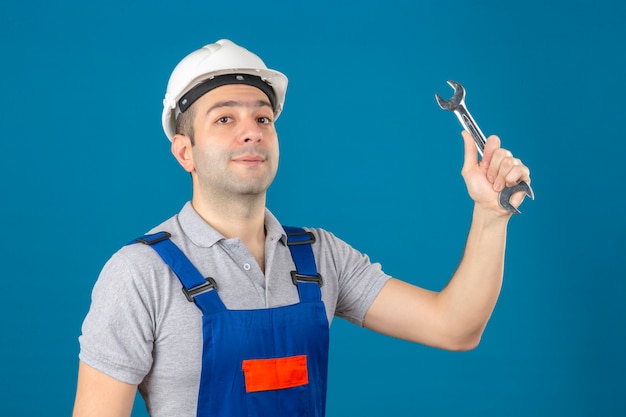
[190,145,220,171]
[271,140,280,169]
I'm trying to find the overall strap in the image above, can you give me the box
[283,226,323,303]
[130,232,226,315]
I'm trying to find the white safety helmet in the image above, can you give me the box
[161,39,288,141]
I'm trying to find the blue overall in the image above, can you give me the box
[133,227,329,417]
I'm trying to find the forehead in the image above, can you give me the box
[195,84,272,109]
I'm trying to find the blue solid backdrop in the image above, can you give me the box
[1,0,624,416]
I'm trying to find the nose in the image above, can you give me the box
[239,116,263,144]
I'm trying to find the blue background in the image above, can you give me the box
[1,0,625,415]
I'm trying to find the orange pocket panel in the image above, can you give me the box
[242,355,309,393]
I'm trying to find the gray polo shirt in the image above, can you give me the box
[78,202,390,417]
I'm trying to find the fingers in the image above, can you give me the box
[480,134,501,170]
[459,131,532,213]
[483,135,531,192]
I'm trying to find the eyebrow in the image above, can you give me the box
[206,99,272,115]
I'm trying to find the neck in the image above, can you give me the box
[193,191,266,236]
[191,191,268,271]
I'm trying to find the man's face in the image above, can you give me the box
[185,84,280,198]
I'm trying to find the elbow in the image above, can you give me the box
[448,336,481,352]
[442,331,483,352]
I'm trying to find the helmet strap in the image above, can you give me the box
[177,74,277,114]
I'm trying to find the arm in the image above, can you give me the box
[364,131,531,351]
[72,361,137,417]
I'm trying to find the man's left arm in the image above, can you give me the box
[363,131,531,351]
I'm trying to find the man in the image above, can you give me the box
[73,39,531,417]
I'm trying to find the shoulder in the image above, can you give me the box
[300,226,386,283]
[93,210,188,298]
[304,227,367,263]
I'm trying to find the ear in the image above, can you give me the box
[171,134,195,173]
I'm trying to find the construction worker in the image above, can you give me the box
[73,39,532,417]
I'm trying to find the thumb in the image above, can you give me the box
[461,130,479,171]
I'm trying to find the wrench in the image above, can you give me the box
[435,80,534,214]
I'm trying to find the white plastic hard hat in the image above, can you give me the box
[161,39,288,141]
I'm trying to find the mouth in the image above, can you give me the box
[232,154,266,166]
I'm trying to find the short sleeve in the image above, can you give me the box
[78,249,158,384]
[313,229,391,326]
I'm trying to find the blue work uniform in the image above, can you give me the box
[132,226,329,417]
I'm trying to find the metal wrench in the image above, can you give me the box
[435,80,534,214]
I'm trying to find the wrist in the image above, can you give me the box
[472,202,512,227]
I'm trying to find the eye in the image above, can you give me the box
[257,116,273,124]
[216,116,232,124]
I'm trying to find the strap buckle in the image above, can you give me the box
[135,232,172,245]
[286,231,316,246]
[182,277,218,302]
[290,271,323,287]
